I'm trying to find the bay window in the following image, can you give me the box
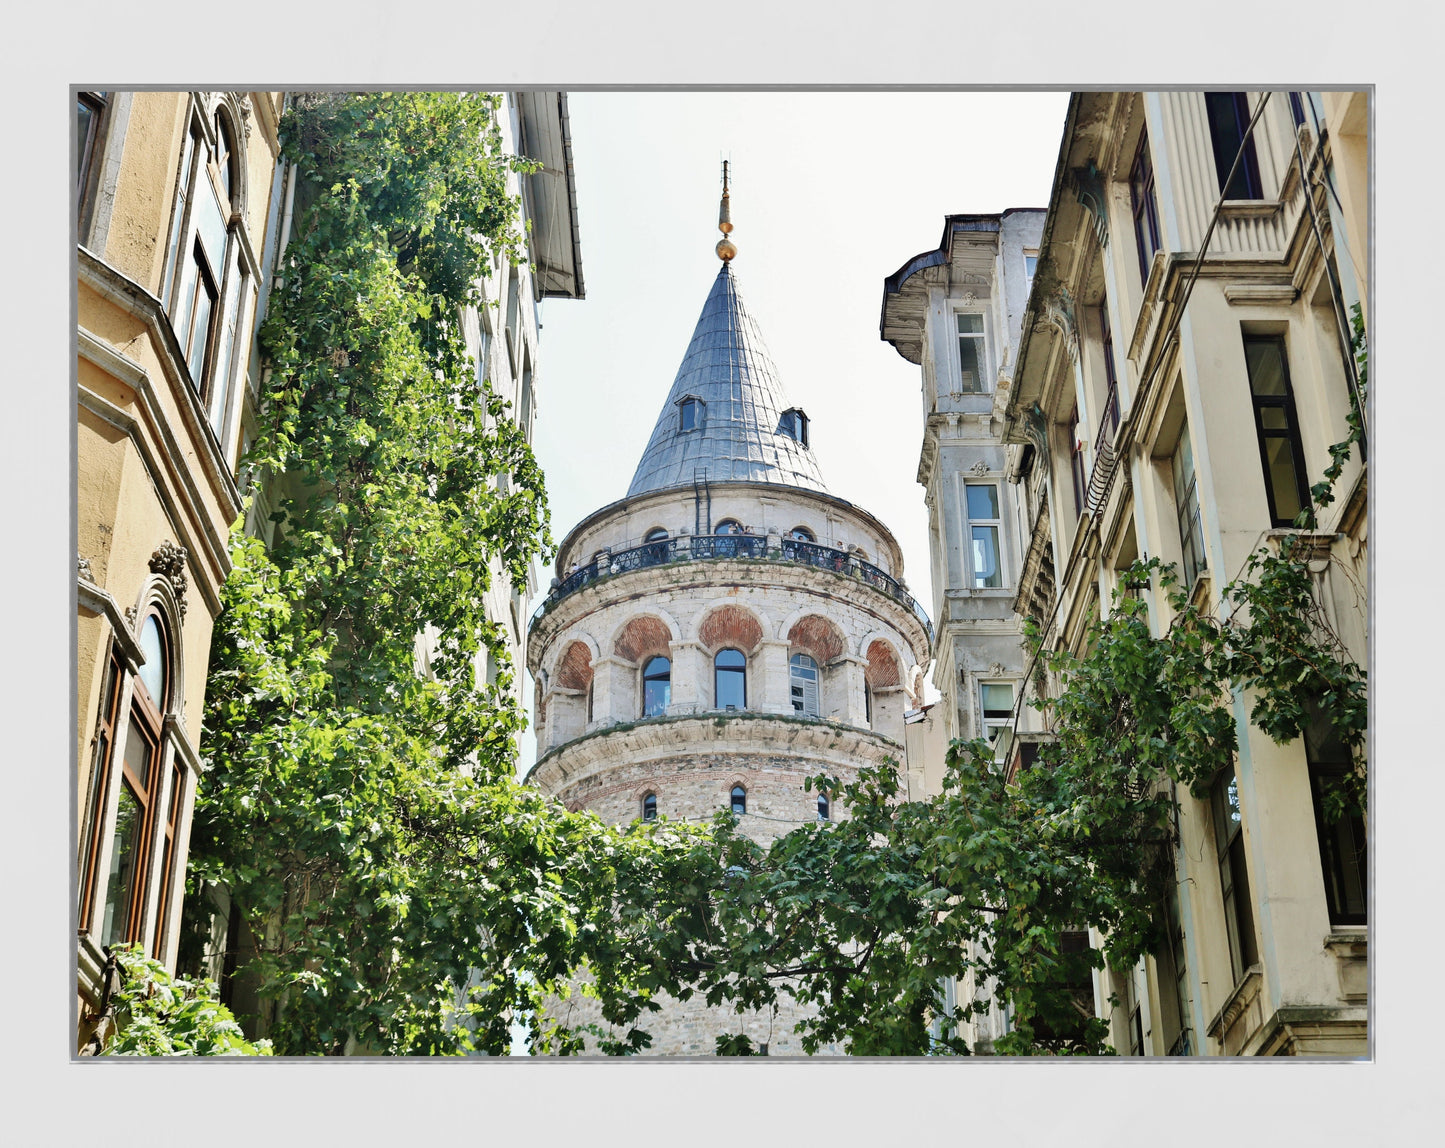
[956,313,987,393]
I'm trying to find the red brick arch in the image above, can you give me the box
[555,640,594,691]
[787,614,845,664]
[698,604,764,654]
[613,615,674,664]
[865,639,901,689]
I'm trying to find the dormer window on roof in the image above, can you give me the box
[678,396,704,433]
[778,408,809,448]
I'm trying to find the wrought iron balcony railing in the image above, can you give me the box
[533,533,932,640]
[1084,388,1122,518]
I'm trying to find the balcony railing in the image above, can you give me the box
[533,534,933,640]
[1084,389,1122,518]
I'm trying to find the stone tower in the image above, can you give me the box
[526,177,933,1054]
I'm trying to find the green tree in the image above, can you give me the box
[190,92,694,1055]
[101,944,272,1056]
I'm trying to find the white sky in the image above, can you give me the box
[519,91,1070,766]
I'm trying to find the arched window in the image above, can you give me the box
[817,793,830,821]
[731,785,747,815]
[715,649,747,710]
[788,526,814,542]
[789,653,819,717]
[714,519,742,535]
[864,681,873,725]
[643,656,671,718]
[644,528,669,543]
[214,110,237,207]
[101,609,172,949]
[679,396,703,432]
[778,408,810,447]
[642,793,658,822]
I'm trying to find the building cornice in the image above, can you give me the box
[78,246,243,530]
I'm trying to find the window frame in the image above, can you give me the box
[963,481,1004,589]
[979,680,1015,743]
[778,408,809,447]
[76,91,108,221]
[99,608,172,951]
[1171,416,1207,588]
[642,655,671,719]
[1305,708,1366,927]
[79,651,124,929]
[678,395,704,433]
[1068,405,1087,518]
[1099,304,1121,440]
[817,792,830,822]
[642,793,658,823]
[954,311,988,394]
[787,526,814,542]
[730,785,747,816]
[1242,333,1312,528]
[715,648,747,710]
[1211,765,1260,985]
[1129,132,1162,285]
[1204,91,1264,201]
[789,652,820,717]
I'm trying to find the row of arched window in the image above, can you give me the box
[637,650,831,718]
[638,787,829,822]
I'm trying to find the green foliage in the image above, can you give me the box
[193,92,678,1055]
[102,944,272,1056]
[190,91,1367,1058]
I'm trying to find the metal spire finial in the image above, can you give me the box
[716,160,737,262]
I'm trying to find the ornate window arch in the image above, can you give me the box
[80,545,197,964]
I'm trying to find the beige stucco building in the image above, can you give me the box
[75,91,287,1050]
[993,90,1368,1056]
[74,90,585,1051]
[528,197,933,1054]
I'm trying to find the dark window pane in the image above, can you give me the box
[1258,407,1289,430]
[101,782,141,947]
[1264,436,1304,521]
[817,794,829,821]
[1205,92,1263,200]
[643,656,671,718]
[1245,339,1288,396]
[680,399,697,431]
[77,99,96,187]
[731,786,746,815]
[642,794,657,822]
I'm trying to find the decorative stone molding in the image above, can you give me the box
[968,459,989,477]
[78,553,95,582]
[960,290,977,306]
[148,540,190,620]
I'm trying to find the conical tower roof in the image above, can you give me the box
[627,263,829,497]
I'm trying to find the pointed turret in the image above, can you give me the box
[627,170,827,498]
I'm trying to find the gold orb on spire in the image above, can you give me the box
[716,159,736,261]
